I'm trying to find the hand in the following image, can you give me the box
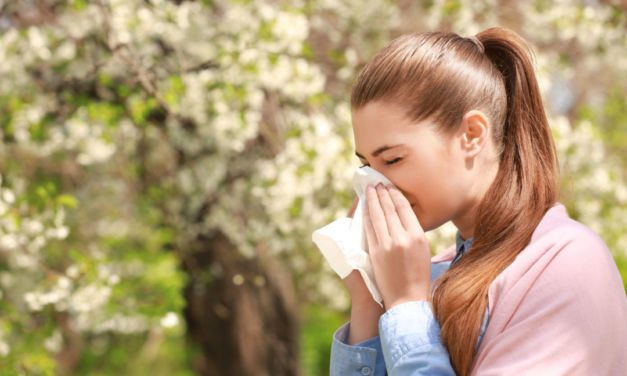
[363,183,431,311]
[342,195,385,345]
[342,269,377,305]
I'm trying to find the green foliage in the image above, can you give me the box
[577,85,627,161]
[300,304,348,376]
[129,95,160,126]
[163,76,185,110]
[75,332,199,376]
[614,253,627,293]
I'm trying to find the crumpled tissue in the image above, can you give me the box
[311,166,393,307]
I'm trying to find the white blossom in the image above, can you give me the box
[160,312,179,328]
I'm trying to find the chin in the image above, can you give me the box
[411,206,428,229]
[412,206,442,232]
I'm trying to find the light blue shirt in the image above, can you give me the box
[329,232,489,375]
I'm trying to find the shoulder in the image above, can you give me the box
[531,218,623,301]
[476,211,627,375]
[488,202,626,316]
[528,202,602,246]
[528,203,614,275]
[533,223,619,294]
[520,202,613,270]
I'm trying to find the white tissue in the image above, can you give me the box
[311,166,393,307]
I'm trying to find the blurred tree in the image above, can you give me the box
[0,0,625,375]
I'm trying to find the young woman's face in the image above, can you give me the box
[352,100,474,232]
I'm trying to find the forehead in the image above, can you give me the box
[352,101,418,151]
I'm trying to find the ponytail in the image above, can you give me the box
[431,27,560,375]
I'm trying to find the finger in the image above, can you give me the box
[376,184,404,239]
[387,186,423,234]
[366,184,390,245]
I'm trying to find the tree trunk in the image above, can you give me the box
[183,230,300,376]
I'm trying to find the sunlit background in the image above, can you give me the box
[0,0,625,374]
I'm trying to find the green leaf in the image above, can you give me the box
[56,194,78,208]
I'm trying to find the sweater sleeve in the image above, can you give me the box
[472,230,627,375]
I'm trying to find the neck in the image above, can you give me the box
[453,160,500,240]
[454,215,475,241]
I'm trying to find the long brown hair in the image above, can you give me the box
[350,27,559,375]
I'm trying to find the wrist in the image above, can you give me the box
[351,294,384,310]
[348,299,384,345]
[385,295,429,311]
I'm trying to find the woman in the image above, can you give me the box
[329,26,627,375]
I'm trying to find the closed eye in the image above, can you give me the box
[360,157,402,168]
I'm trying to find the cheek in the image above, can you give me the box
[400,168,456,219]
[392,164,442,199]
[385,168,418,197]
[385,153,454,205]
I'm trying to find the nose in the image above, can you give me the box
[393,186,415,205]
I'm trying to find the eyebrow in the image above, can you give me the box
[355,144,404,159]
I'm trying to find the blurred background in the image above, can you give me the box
[0,0,625,375]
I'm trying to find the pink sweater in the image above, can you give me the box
[431,202,627,375]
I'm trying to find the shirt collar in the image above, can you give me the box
[453,231,474,264]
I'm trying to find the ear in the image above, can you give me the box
[460,110,490,158]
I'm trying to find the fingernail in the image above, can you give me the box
[376,183,383,190]
[367,185,374,193]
